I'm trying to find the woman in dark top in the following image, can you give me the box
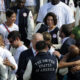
[35,12,59,44]
[43,12,59,44]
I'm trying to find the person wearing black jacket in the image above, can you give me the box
[23,41,58,80]
[11,0,34,47]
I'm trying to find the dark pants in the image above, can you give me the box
[4,0,11,9]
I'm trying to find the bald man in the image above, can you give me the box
[16,33,44,80]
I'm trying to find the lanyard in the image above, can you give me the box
[3,23,10,33]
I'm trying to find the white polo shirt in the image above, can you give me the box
[0,23,19,49]
[37,1,75,28]
[0,23,19,40]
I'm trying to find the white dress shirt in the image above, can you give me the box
[32,47,36,56]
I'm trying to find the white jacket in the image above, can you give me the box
[0,47,17,80]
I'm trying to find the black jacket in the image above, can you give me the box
[31,52,57,80]
[60,37,76,55]
[16,48,34,80]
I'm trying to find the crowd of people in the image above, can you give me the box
[0,0,80,80]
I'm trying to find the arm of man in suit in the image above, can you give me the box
[23,59,32,80]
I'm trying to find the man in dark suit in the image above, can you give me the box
[57,24,76,80]
[16,33,44,80]
[59,24,76,55]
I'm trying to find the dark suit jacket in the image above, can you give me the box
[59,37,76,55]
[16,48,34,80]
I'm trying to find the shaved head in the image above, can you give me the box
[32,33,43,40]
[31,33,44,49]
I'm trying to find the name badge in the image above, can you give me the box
[23,12,27,17]
[53,34,57,38]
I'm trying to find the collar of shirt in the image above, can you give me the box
[47,27,56,32]
[62,37,69,44]
[48,46,55,55]
[32,47,36,56]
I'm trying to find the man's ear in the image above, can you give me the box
[62,32,65,38]
[46,46,49,51]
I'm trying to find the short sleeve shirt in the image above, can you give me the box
[13,45,27,65]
